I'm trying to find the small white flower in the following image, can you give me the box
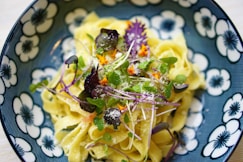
[131,0,161,6]
[174,127,198,155]
[0,55,17,88]
[173,0,198,8]
[21,0,58,36]
[151,10,185,39]
[15,35,39,62]
[13,93,44,138]
[37,127,63,157]
[10,135,36,162]
[101,0,123,6]
[194,8,217,38]
[206,68,230,96]
[216,19,243,62]
[65,8,88,34]
[223,93,243,123]
[202,120,241,158]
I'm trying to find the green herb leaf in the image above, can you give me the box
[107,97,119,107]
[86,97,105,112]
[103,132,112,141]
[159,63,169,74]
[96,47,104,54]
[143,82,158,93]
[121,160,128,162]
[107,71,121,86]
[94,117,104,131]
[174,74,187,84]
[78,56,85,69]
[164,81,173,98]
[131,84,142,93]
[138,60,152,71]
[161,57,177,65]
[120,60,129,74]
[124,113,130,123]
[128,132,134,138]
[29,79,49,93]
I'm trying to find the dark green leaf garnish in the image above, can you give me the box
[107,71,121,86]
[78,56,85,69]
[94,117,104,131]
[161,57,177,65]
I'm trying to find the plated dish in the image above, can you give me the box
[0,0,242,162]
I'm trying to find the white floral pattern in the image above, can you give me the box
[31,68,57,92]
[130,0,161,6]
[101,0,123,6]
[216,19,243,62]
[206,69,230,96]
[15,35,39,62]
[37,127,63,157]
[65,8,87,34]
[194,8,217,38]
[0,55,17,88]
[10,135,36,162]
[223,93,243,123]
[173,0,198,7]
[175,97,204,155]
[61,37,76,61]
[151,10,185,39]
[13,93,44,138]
[187,49,208,72]
[20,0,57,36]
[202,120,241,159]
[174,127,198,155]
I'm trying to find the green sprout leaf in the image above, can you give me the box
[107,97,119,107]
[138,60,152,71]
[107,71,121,86]
[143,82,158,93]
[96,47,104,54]
[124,113,130,123]
[86,33,94,41]
[78,56,85,69]
[94,117,104,131]
[159,63,169,74]
[103,132,112,141]
[164,81,173,98]
[161,57,177,65]
[86,98,105,114]
[174,74,187,84]
[29,79,49,93]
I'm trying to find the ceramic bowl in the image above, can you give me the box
[0,0,242,161]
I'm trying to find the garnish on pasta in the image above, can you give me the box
[31,13,205,162]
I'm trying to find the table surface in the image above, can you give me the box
[0,0,242,162]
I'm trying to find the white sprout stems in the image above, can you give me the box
[156,107,177,117]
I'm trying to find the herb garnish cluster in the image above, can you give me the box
[30,20,188,161]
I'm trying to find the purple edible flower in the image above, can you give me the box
[124,20,149,58]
